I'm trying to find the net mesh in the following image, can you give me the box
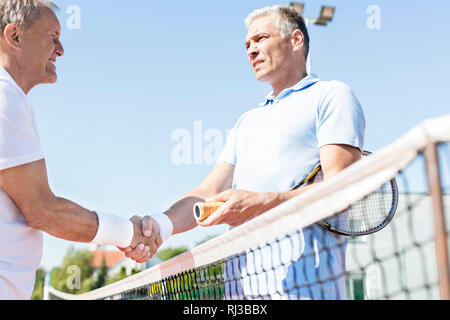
[47,117,450,301]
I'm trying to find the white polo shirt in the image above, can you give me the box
[0,67,45,300]
[219,74,365,299]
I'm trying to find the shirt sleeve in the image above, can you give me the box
[217,123,238,166]
[0,87,44,171]
[216,108,257,166]
[316,81,366,151]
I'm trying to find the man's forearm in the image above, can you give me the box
[30,195,99,242]
[164,187,216,234]
[30,196,146,248]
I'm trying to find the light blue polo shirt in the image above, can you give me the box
[219,73,365,192]
[218,74,365,299]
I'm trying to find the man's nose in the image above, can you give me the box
[247,44,259,60]
[55,40,64,57]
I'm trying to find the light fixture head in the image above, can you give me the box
[319,5,335,22]
[289,2,305,15]
[314,5,335,26]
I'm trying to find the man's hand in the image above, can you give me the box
[118,216,163,263]
[198,189,281,227]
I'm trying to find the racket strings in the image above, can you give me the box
[310,169,395,234]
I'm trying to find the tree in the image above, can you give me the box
[50,246,95,294]
[31,268,46,300]
[106,266,141,286]
[106,266,128,286]
[92,256,108,290]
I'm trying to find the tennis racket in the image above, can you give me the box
[193,151,399,237]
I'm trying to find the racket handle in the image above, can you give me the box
[193,201,224,222]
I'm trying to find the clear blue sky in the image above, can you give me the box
[29,0,450,270]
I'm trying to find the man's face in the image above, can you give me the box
[18,7,64,85]
[245,15,293,84]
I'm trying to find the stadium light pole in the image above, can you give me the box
[290,3,336,74]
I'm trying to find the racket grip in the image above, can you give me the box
[193,201,224,222]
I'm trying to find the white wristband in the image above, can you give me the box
[151,212,173,242]
[90,211,134,248]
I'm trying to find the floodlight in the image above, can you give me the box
[289,2,304,15]
[319,6,335,22]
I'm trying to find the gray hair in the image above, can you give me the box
[245,5,310,59]
[0,0,58,34]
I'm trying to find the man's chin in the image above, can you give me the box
[43,72,58,84]
[254,71,270,82]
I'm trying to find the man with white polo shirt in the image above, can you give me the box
[125,5,365,299]
[0,0,172,300]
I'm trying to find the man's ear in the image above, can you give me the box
[291,29,305,52]
[3,24,22,50]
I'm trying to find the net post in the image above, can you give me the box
[424,142,450,300]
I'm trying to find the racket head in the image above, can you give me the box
[301,151,399,236]
[317,176,399,236]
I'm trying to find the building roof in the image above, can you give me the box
[91,250,125,268]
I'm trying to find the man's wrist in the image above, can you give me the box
[151,212,173,242]
[90,211,134,248]
[266,192,286,207]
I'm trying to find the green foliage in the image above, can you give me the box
[130,268,141,275]
[50,246,94,294]
[156,246,188,261]
[105,266,142,287]
[31,268,46,300]
[41,245,192,296]
[92,256,108,290]
[106,266,128,286]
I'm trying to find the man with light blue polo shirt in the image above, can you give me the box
[126,5,365,299]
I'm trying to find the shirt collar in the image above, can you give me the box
[261,73,320,106]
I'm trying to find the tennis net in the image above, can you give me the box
[47,115,450,300]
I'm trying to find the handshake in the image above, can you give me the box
[119,214,170,263]
[106,189,268,263]
[90,211,175,264]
